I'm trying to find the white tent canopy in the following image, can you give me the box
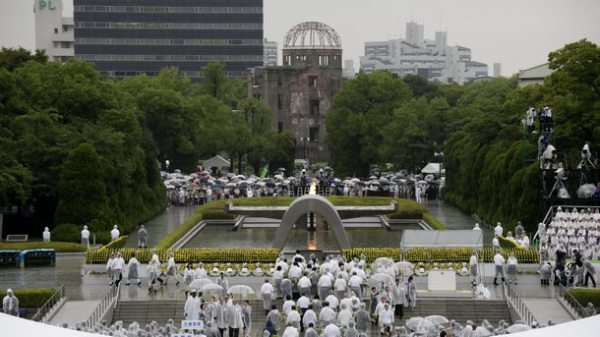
[201,155,230,171]
[401,230,483,249]
[421,162,442,175]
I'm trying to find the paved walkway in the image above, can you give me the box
[124,205,199,248]
[522,298,573,324]
[424,199,494,246]
[49,300,98,326]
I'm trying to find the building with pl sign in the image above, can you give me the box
[263,38,277,66]
[360,21,488,84]
[73,0,263,80]
[249,22,343,163]
[34,0,75,61]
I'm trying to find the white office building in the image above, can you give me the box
[34,0,74,61]
[360,21,488,84]
[343,59,356,78]
[263,38,278,66]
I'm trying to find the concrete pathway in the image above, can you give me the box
[48,300,98,326]
[522,298,573,324]
[124,205,199,248]
[424,199,494,246]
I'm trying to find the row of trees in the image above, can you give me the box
[327,40,600,231]
[0,49,295,241]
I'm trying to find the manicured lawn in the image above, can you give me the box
[0,242,86,252]
[569,288,600,308]
[232,196,395,207]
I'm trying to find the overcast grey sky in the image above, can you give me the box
[1,0,599,76]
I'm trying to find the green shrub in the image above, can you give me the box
[0,242,86,252]
[498,236,518,248]
[232,196,395,207]
[86,248,279,264]
[154,211,204,250]
[95,231,111,245]
[0,288,56,308]
[51,224,80,243]
[569,289,600,308]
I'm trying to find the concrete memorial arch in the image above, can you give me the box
[273,194,351,250]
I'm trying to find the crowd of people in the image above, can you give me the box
[163,168,442,208]
[537,207,599,287]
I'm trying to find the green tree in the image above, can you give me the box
[202,61,227,99]
[327,71,412,176]
[54,143,107,225]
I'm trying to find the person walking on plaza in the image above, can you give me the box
[215,297,227,337]
[148,251,162,292]
[493,251,506,285]
[125,253,141,286]
[217,272,229,297]
[165,252,180,286]
[334,274,347,301]
[110,225,120,241]
[111,252,125,287]
[405,276,417,311]
[242,300,252,337]
[280,277,293,301]
[106,253,115,285]
[469,251,479,286]
[2,289,19,316]
[184,290,200,320]
[227,299,244,337]
[42,227,51,242]
[138,225,148,248]
[507,252,518,284]
[583,259,597,288]
[260,279,274,315]
[354,303,370,334]
[81,225,90,248]
[494,222,503,237]
[393,278,405,319]
[349,271,363,300]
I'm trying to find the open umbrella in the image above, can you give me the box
[189,278,213,290]
[405,317,435,332]
[373,257,395,269]
[199,283,223,298]
[228,285,256,300]
[425,315,449,326]
[506,324,531,333]
[368,273,395,287]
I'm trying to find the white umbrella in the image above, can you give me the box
[393,261,414,276]
[506,324,531,333]
[424,315,449,326]
[228,285,256,300]
[368,273,395,286]
[189,278,213,290]
[199,283,223,298]
[405,317,435,332]
[577,184,597,198]
[372,257,395,269]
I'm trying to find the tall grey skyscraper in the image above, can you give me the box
[263,38,278,66]
[493,63,502,77]
[73,0,264,80]
[34,0,74,61]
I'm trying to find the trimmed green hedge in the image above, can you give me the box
[86,248,280,264]
[569,289,600,308]
[0,288,56,308]
[0,242,86,252]
[422,212,447,230]
[498,236,518,248]
[342,247,539,263]
[232,196,395,207]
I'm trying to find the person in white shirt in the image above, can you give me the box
[278,258,289,274]
[522,233,530,249]
[334,274,347,301]
[296,295,310,313]
[281,323,299,337]
[323,322,341,337]
[183,263,194,286]
[2,289,19,316]
[492,234,500,248]
[319,303,336,326]
[272,266,284,295]
[195,262,207,279]
[184,290,200,320]
[81,225,90,247]
[106,253,115,285]
[325,293,339,310]
[469,251,479,286]
[286,306,301,330]
[282,295,295,315]
[110,225,120,241]
[147,251,161,292]
[337,304,353,328]
[318,273,333,301]
[473,223,481,231]
[302,305,318,330]
[125,254,141,286]
[165,252,180,286]
[495,223,503,237]
[42,227,51,242]
[493,251,506,285]
[378,303,394,329]
[348,272,363,299]
[298,274,311,296]
[260,279,274,315]
[288,262,303,280]
[111,253,125,286]
[507,252,518,284]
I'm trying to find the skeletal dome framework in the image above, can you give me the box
[283,21,342,49]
